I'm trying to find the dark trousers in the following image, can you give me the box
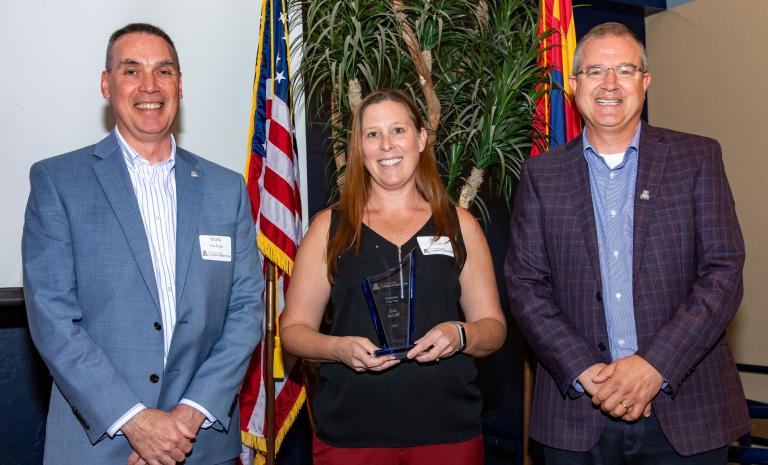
[543,413,727,465]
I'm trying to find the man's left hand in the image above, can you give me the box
[127,405,206,465]
[169,404,206,435]
[590,355,663,422]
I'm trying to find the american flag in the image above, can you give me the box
[239,0,305,463]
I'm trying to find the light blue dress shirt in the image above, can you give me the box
[583,125,641,362]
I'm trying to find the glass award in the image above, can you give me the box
[361,250,416,359]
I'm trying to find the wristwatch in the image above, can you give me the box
[452,321,467,353]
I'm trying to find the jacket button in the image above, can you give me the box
[596,291,603,302]
[149,374,160,383]
[597,342,607,351]
[154,321,162,331]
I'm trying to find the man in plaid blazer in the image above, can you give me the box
[505,22,749,464]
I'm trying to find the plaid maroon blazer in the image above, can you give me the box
[504,123,750,456]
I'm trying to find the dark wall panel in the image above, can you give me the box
[1,297,50,465]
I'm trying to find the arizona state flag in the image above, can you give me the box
[532,0,581,156]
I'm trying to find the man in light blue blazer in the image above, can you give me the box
[22,23,264,465]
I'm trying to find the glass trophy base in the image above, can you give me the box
[374,344,415,360]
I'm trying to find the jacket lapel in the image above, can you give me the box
[633,123,668,280]
[565,140,603,290]
[91,133,161,316]
[173,149,203,310]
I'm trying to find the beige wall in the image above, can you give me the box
[646,0,768,401]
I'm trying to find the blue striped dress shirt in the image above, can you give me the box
[116,128,178,364]
[583,125,640,362]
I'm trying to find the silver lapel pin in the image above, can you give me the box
[191,170,199,178]
[640,189,650,201]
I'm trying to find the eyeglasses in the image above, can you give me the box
[575,64,646,80]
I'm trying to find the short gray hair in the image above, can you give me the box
[106,23,179,72]
[572,22,648,75]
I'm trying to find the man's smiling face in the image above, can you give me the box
[100,32,182,149]
[569,34,651,140]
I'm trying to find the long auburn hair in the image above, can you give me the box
[326,89,465,281]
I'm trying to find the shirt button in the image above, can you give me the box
[615,292,622,300]
[618,338,625,346]
[149,374,160,383]
[596,291,603,302]
[613,250,619,258]
[153,321,162,331]
[610,209,617,217]
[597,342,607,351]
[609,172,616,179]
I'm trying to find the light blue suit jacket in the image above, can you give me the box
[22,133,264,464]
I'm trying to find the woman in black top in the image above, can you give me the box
[281,89,506,465]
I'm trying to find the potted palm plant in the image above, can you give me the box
[292,0,547,220]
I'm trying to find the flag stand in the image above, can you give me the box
[264,260,277,465]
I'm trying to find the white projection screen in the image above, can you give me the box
[0,1,307,288]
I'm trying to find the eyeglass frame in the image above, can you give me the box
[573,64,648,80]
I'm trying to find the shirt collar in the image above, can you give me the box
[582,123,642,169]
[114,127,176,169]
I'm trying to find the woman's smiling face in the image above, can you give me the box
[360,100,427,192]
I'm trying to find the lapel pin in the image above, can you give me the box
[640,190,650,201]
[191,170,198,178]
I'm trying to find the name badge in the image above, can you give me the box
[199,235,232,262]
[416,236,454,257]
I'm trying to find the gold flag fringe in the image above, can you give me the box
[257,232,294,277]
[241,386,307,464]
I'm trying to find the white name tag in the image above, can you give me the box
[417,236,454,257]
[199,235,232,262]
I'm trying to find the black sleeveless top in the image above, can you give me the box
[313,210,482,447]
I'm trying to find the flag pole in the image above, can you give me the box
[265,259,277,465]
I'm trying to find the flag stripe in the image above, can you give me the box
[265,141,298,187]
[259,215,298,260]
[267,98,295,161]
[264,169,299,215]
